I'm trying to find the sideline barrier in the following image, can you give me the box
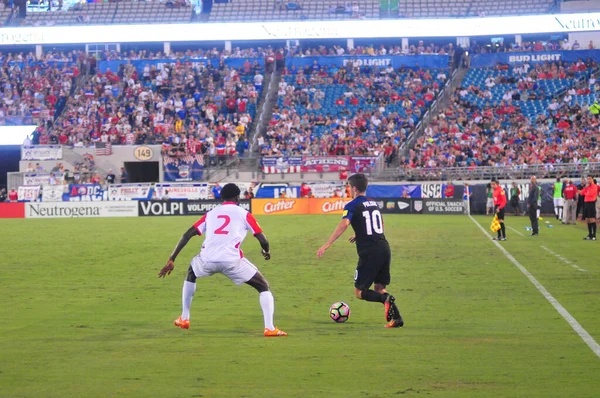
[0,203,25,218]
[24,201,139,219]
[138,200,251,216]
[250,198,466,215]
[251,198,352,215]
[1,199,467,219]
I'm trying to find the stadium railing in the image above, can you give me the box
[379,162,600,181]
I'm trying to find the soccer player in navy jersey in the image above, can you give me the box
[317,174,404,328]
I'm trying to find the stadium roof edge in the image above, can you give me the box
[0,13,598,46]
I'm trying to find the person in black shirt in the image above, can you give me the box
[317,174,403,328]
[576,178,586,220]
[119,167,128,183]
[527,176,540,236]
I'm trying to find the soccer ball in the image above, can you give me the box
[329,301,351,323]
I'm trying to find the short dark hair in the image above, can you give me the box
[221,183,241,201]
[348,173,368,193]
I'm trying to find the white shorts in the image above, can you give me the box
[190,256,258,286]
[487,198,494,208]
[553,198,563,207]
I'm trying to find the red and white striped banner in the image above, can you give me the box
[262,166,302,174]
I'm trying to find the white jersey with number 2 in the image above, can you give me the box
[193,202,262,263]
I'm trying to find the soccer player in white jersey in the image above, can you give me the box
[158,183,287,337]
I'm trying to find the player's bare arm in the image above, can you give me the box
[159,226,199,278]
[254,232,271,260]
[317,218,351,258]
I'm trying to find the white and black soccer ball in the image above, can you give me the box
[329,301,350,323]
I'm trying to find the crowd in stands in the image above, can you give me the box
[27,59,259,162]
[258,60,447,165]
[4,37,600,170]
[402,58,600,169]
[0,53,82,126]
[89,38,594,65]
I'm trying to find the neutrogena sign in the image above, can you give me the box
[0,12,599,45]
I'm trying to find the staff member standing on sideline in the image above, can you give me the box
[510,182,520,216]
[491,179,507,241]
[553,177,563,221]
[527,176,540,236]
[580,176,598,240]
[562,180,577,225]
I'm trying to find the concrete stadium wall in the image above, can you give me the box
[20,145,164,179]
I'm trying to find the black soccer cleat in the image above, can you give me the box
[584,236,593,240]
[384,294,396,322]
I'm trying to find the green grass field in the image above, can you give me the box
[1,214,599,397]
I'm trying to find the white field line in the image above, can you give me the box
[540,246,588,272]
[469,216,600,359]
[508,226,524,236]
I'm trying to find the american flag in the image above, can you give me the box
[95,142,112,156]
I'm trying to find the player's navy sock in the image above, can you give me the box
[500,223,506,239]
[497,229,501,239]
[588,223,593,237]
[361,290,386,303]
[593,223,597,237]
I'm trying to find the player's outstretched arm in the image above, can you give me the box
[158,226,199,278]
[317,218,350,258]
[254,232,271,260]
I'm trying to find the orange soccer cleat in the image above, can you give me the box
[264,327,287,337]
[174,316,190,329]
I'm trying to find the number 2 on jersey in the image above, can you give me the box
[214,215,231,235]
[362,210,383,235]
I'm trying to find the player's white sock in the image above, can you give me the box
[259,291,275,330]
[181,281,196,321]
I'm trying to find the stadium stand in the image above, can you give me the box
[397,0,555,18]
[45,59,259,160]
[19,1,192,26]
[0,3,12,26]
[403,59,600,169]
[208,0,379,22]
[459,60,592,120]
[0,60,80,127]
[259,62,447,165]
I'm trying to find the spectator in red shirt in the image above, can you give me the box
[339,167,348,181]
[444,182,455,199]
[8,189,18,202]
[562,179,578,225]
[300,183,312,198]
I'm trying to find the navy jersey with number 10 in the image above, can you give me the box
[342,196,388,253]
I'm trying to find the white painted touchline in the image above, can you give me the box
[508,226,524,236]
[540,246,588,272]
[469,216,600,359]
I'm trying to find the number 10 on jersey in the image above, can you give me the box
[362,210,383,235]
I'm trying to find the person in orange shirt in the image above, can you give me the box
[579,176,598,240]
[491,179,507,241]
